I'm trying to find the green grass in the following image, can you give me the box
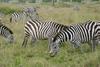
[0,3,100,67]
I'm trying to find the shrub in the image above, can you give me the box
[0,7,22,15]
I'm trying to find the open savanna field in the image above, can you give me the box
[0,3,100,67]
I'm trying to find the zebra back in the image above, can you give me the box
[23,15,66,47]
[10,11,27,23]
[83,20,100,40]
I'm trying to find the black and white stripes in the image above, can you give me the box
[49,21,100,56]
[22,16,66,47]
[10,12,26,23]
[10,7,38,23]
[20,7,100,56]
[0,23,14,43]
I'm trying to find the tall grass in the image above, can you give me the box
[0,3,100,67]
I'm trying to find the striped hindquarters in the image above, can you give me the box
[84,20,100,42]
[24,18,41,39]
[10,12,25,23]
[0,23,14,43]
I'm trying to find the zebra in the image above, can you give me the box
[22,7,66,48]
[0,23,14,43]
[22,17,66,49]
[10,12,27,23]
[10,7,38,23]
[49,21,100,57]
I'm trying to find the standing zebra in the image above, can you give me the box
[22,7,66,49]
[49,21,100,56]
[22,18,66,48]
[0,23,14,43]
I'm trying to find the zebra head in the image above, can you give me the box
[49,27,69,57]
[49,37,61,57]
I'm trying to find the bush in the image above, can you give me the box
[0,7,22,15]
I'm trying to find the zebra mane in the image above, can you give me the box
[53,33,59,42]
[53,26,69,42]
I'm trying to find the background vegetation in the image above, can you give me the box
[0,1,100,67]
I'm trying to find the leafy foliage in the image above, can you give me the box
[0,7,22,15]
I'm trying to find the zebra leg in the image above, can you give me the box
[89,40,96,52]
[92,39,98,51]
[48,38,53,51]
[30,37,36,46]
[71,41,83,53]
[94,36,100,46]
[22,35,29,47]
[71,41,80,48]
[88,41,93,52]
[76,43,83,53]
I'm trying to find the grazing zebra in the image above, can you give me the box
[49,21,100,56]
[22,7,66,48]
[0,23,14,43]
[10,7,38,23]
[10,12,26,23]
[22,16,66,48]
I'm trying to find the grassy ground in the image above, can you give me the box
[0,3,100,67]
